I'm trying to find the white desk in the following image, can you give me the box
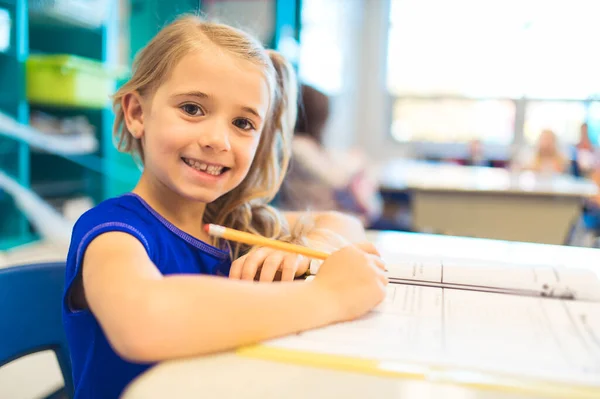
[123,231,600,399]
[380,160,598,245]
[122,353,536,399]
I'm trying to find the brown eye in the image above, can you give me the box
[181,104,204,116]
[233,118,255,131]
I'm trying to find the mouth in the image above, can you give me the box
[181,157,231,176]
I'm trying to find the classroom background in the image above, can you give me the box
[2,0,600,397]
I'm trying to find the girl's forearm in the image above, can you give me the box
[110,275,337,362]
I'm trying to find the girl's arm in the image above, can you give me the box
[81,231,386,363]
[285,210,368,245]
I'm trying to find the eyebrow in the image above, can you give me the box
[241,106,262,121]
[175,91,209,100]
[174,91,263,121]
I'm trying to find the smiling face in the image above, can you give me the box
[130,45,271,203]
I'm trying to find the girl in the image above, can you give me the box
[573,123,597,178]
[62,15,387,399]
[280,84,383,225]
[527,129,567,174]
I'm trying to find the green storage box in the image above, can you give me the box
[26,54,121,109]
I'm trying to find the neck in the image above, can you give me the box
[133,170,209,241]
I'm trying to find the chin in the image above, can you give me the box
[183,190,223,204]
[168,183,220,203]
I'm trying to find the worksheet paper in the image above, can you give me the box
[264,284,600,387]
[385,256,600,301]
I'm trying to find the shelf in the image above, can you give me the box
[30,177,92,199]
[0,232,38,252]
[29,13,105,32]
[0,110,99,156]
[30,21,104,60]
[29,103,113,114]
[30,152,93,182]
[28,0,109,31]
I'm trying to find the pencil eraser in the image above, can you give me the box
[205,224,225,237]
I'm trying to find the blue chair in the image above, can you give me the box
[0,262,74,398]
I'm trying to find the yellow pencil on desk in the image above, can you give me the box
[204,224,331,260]
[205,224,387,273]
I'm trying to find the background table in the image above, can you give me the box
[380,160,598,245]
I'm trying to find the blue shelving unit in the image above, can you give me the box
[273,0,301,51]
[0,0,299,250]
[28,2,120,202]
[0,0,130,250]
[0,0,31,250]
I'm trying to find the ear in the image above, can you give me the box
[121,91,146,139]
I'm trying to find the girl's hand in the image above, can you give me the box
[229,247,311,282]
[312,243,387,322]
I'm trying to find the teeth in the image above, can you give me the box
[184,158,225,175]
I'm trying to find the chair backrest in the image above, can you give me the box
[0,262,74,397]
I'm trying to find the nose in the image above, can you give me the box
[197,118,231,152]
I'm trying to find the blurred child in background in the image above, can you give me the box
[527,129,567,174]
[573,123,597,178]
[464,139,493,167]
[279,84,384,226]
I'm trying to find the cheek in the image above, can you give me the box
[145,112,192,153]
[233,137,261,170]
[246,138,261,162]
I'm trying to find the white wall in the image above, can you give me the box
[320,0,364,151]
[204,0,275,45]
[315,0,414,160]
[354,0,401,160]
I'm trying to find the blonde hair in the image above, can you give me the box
[531,129,566,173]
[112,15,304,257]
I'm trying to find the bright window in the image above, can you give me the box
[387,0,600,145]
[523,102,587,145]
[298,0,347,94]
[391,99,515,145]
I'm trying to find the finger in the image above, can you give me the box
[355,242,381,256]
[241,247,272,281]
[281,254,301,282]
[378,271,389,286]
[229,255,247,280]
[259,251,286,282]
[295,254,310,277]
[369,254,387,272]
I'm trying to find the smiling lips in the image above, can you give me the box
[182,157,230,176]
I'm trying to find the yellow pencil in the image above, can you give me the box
[204,224,330,260]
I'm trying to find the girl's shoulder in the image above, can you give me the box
[70,193,159,255]
[73,193,152,231]
[66,194,161,281]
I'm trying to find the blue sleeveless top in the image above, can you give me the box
[62,193,231,399]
